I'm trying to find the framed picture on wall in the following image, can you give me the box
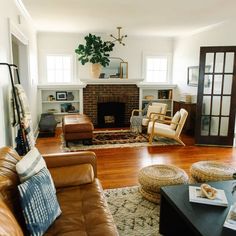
[187,66,199,87]
[187,66,211,87]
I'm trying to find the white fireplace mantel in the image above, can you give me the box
[80,78,143,85]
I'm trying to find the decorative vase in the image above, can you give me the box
[67,92,74,101]
[91,63,102,78]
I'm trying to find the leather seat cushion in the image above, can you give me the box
[45,179,117,236]
[63,115,94,133]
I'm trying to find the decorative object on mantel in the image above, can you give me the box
[75,34,115,78]
[101,57,128,79]
[110,26,127,46]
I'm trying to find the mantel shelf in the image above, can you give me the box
[80,78,143,85]
[138,83,177,89]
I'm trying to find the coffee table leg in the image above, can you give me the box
[159,194,194,235]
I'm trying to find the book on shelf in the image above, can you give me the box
[158,90,172,99]
[189,186,228,207]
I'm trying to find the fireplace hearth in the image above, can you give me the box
[97,101,125,128]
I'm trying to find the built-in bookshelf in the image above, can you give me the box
[38,84,85,125]
[138,84,176,116]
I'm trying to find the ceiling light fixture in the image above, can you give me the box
[110,27,127,46]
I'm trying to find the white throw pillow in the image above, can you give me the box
[16,147,47,182]
[170,111,181,130]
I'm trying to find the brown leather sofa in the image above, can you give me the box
[0,147,118,236]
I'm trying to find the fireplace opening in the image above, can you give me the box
[97,102,125,128]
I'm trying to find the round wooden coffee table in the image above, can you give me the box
[138,164,188,203]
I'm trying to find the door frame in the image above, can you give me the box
[195,46,236,146]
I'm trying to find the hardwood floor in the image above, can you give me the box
[36,128,236,189]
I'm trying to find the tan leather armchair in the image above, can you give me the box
[148,108,188,146]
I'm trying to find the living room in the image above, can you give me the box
[1,0,236,235]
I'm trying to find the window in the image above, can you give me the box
[46,55,72,83]
[145,55,170,83]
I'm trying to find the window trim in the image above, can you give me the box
[45,53,74,84]
[142,52,172,83]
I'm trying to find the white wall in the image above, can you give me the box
[0,0,38,147]
[172,19,236,102]
[37,32,173,83]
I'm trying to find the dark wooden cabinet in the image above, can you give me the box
[173,101,196,135]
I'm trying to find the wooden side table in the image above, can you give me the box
[173,101,196,135]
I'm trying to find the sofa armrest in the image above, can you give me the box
[42,151,97,177]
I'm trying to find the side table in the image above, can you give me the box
[173,101,196,135]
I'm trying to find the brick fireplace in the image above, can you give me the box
[83,84,139,127]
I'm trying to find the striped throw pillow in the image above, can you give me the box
[16,147,46,182]
[16,147,55,193]
[18,168,61,236]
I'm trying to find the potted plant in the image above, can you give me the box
[75,34,115,78]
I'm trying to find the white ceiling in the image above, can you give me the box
[21,0,236,37]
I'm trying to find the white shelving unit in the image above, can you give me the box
[38,83,86,125]
[138,83,177,116]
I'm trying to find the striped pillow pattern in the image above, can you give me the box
[18,168,61,236]
[16,147,46,182]
[16,147,55,193]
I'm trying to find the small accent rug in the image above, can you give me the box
[62,130,180,151]
[104,186,161,236]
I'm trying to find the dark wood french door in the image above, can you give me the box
[195,46,236,146]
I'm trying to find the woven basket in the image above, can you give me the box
[138,164,188,193]
[190,161,236,183]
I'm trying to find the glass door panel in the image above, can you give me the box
[212,96,221,116]
[205,53,214,73]
[213,75,222,94]
[202,96,211,115]
[215,53,224,73]
[221,96,231,116]
[225,52,234,73]
[203,75,212,93]
[223,75,233,94]
[210,117,219,136]
[220,117,229,136]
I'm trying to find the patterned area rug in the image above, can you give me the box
[62,129,180,151]
[104,186,161,236]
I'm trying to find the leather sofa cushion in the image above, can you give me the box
[45,179,118,236]
[0,199,23,236]
[49,164,94,188]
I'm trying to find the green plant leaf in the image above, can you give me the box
[75,34,114,67]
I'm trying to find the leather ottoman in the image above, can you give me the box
[62,114,94,147]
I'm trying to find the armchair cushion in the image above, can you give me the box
[170,111,181,130]
[18,168,61,236]
[49,164,94,188]
[148,122,175,136]
[146,105,162,119]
